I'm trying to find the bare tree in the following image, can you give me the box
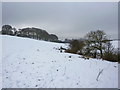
[84,30,108,58]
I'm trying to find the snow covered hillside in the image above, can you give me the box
[111,40,119,49]
[1,35,118,88]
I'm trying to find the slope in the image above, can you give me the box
[2,35,118,88]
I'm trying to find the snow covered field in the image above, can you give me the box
[111,40,119,49]
[1,35,118,88]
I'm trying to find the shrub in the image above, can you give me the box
[103,51,120,62]
[65,39,85,54]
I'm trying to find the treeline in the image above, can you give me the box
[65,30,120,63]
[1,25,58,42]
[1,25,119,62]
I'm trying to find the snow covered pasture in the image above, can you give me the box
[1,35,118,88]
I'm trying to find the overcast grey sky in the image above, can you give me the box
[2,2,118,40]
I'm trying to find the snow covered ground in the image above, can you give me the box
[111,40,119,49]
[1,35,118,88]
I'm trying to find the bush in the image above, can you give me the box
[103,52,115,62]
[103,52,120,62]
[66,40,79,54]
[102,41,120,62]
[65,39,85,54]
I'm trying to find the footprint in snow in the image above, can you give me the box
[38,79,41,81]
[35,85,38,87]
[23,58,26,60]
[66,76,70,79]
[37,49,40,51]
[6,77,8,79]
[52,61,56,62]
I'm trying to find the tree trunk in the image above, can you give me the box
[100,43,103,58]
[100,49,103,58]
